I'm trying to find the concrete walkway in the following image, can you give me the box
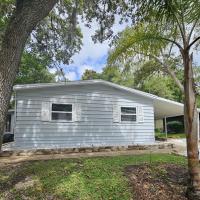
[166,138,200,157]
[0,148,172,167]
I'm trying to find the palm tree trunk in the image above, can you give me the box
[0,0,57,152]
[183,51,200,199]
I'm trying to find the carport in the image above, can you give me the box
[154,96,200,139]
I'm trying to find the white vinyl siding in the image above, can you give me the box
[14,83,155,149]
[137,106,144,123]
[113,104,120,123]
[41,102,50,121]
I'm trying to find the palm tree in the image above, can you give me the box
[109,1,200,198]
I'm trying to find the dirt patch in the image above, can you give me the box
[14,176,40,190]
[125,164,188,200]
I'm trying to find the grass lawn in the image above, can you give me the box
[0,154,186,200]
[155,132,186,139]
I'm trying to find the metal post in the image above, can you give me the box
[164,116,167,140]
[197,112,199,142]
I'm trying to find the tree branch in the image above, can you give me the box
[170,7,185,42]
[150,55,184,93]
[125,49,184,93]
[160,37,183,51]
[187,36,200,50]
[188,19,199,43]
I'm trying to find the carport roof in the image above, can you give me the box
[14,79,200,119]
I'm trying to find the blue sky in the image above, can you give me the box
[50,19,200,81]
[56,18,130,81]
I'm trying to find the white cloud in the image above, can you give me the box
[65,71,77,81]
[61,16,131,80]
[71,17,130,64]
[49,68,57,74]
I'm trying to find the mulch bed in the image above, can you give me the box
[125,163,188,200]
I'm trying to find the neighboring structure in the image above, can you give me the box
[3,109,15,144]
[4,109,15,135]
[7,80,200,150]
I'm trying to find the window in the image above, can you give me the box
[121,107,137,122]
[5,114,11,132]
[51,103,72,121]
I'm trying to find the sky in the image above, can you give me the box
[58,19,130,81]
[50,19,200,81]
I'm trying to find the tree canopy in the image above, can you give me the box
[15,53,56,84]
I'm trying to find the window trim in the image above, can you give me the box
[50,103,74,122]
[120,106,137,123]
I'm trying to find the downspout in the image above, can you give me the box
[164,116,168,140]
[198,111,199,142]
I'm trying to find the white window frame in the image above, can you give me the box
[120,106,137,123]
[51,103,74,122]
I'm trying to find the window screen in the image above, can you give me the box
[51,104,72,121]
[121,107,137,122]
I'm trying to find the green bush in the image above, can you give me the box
[167,121,184,133]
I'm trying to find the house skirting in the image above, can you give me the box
[0,143,175,157]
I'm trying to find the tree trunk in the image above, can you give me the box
[0,0,57,151]
[183,51,200,199]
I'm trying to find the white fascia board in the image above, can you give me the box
[13,79,156,100]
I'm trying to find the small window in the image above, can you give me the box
[121,107,137,122]
[51,103,72,121]
[5,114,11,132]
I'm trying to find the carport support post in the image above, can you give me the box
[198,112,199,142]
[164,116,168,140]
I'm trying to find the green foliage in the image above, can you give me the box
[81,65,135,88]
[108,24,170,65]
[0,1,137,66]
[81,69,101,80]
[0,0,14,45]
[155,132,186,139]
[133,60,183,102]
[197,96,200,108]
[81,61,185,103]
[167,121,184,133]
[0,154,186,199]
[143,76,173,98]
[30,1,83,65]
[101,65,135,87]
[15,53,55,84]
[135,0,200,26]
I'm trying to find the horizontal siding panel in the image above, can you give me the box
[16,97,145,105]
[17,95,151,103]
[15,138,155,143]
[16,116,154,122]
[15,134,154,139]
[15,83,155,149]
[15,121,154,126]
[15,127,154,132]
[15,139,155,145]
[17,89,152,102]
[17,103,153,112]
[16,104,153,112]
[16,130,153,137]
[17,103,153,111]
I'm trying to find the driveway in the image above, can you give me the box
[167,138,200,158]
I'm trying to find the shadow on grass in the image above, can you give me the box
[0,154,186,200]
